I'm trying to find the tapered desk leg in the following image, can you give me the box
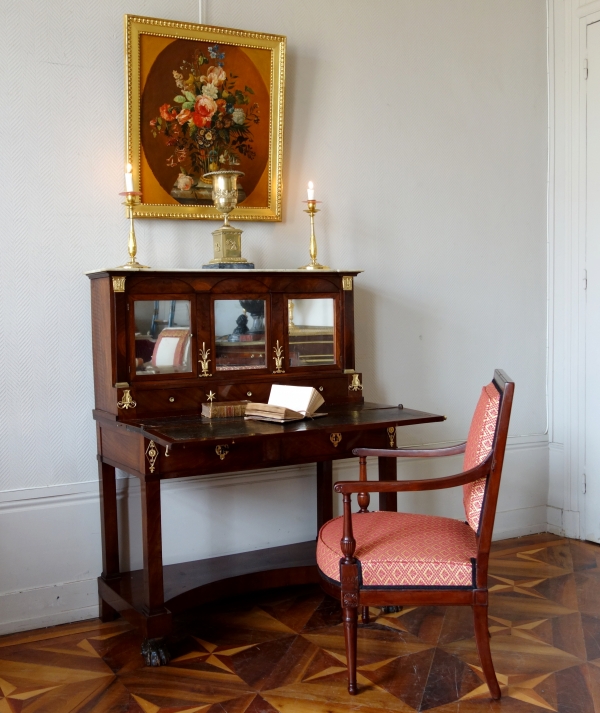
[98,459,119,622]
[317,460,333,532]
[378,456,397,512]
[140,478,171,666]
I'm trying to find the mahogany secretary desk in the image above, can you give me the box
[88,268,444,665]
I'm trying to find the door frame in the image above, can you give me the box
[550,0,600,539]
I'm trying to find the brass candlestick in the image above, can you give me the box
[117,192,149,269]
[299,200,329,270]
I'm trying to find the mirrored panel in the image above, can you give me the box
[215,299,266,371]
[288,298,335,367]
[134,300,192,375]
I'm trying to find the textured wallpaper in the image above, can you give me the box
[0,0,548,492]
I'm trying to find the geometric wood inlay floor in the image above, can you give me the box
[2,533,600,712]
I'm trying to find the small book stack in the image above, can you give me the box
[245,385,325,423]
[201,401,248,418]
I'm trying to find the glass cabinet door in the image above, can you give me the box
[287,298,335,367]
[133,300,192,375]
[214,299,267,370]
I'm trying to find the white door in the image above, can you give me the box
[585,20,600,542]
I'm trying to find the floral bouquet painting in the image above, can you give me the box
[149,44,261,205]
[130,17,284,219]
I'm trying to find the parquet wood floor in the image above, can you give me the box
[3,533,600,712]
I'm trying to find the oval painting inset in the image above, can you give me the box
[141,38,270,208]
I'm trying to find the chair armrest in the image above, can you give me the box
[353,442,467,458]
[334,460,489,494]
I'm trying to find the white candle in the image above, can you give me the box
[125,163,134,192]
[307,181,315,201]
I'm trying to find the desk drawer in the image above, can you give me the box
[133,386,203,417]
[216,374,361,407]
[154,426,397,477]
[159,438,265,476]
[292,375,362,404]
[218,381,272,403]
[280,427,390,461]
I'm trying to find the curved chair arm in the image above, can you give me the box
[353,442,467,458]
[334,459,489,494]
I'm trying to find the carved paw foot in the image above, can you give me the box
[380,605,403,614]
[141,638,171,666]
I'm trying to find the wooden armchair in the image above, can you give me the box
[316,369,514,698]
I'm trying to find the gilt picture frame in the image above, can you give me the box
[125,15,285,221]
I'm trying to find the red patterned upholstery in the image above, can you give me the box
[317,511,477,587]
[462,383,500,532]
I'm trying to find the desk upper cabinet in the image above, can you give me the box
[88,269,363,420]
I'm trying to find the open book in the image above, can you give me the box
[245,385,325,423]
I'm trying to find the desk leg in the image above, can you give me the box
[317,460,333,532]
[378,457,397,512]
[140,479,171,666]
[98,460,119,622]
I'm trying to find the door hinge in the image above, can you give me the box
[583,470,587,494]
[584,57,589,80]
[584,269,588,290]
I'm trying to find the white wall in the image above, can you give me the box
[0,0,548,633]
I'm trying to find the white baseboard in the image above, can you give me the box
[493,505,548,540]
[0,578,99,636]
[0,437,555,635]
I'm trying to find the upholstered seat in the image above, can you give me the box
[317,511,477,588]
[316,370,514,699]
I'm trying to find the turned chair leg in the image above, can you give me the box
[361,606,370,624]
[473,604,501,699]
[343,603,358,694]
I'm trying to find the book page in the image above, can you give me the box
[268,384,316,415]
[308,389,325,414]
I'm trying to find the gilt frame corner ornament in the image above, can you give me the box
[125,15,285,222]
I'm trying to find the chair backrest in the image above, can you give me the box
[151,328,191,371]
[462,381,502,533]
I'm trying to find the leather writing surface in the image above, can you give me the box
[132,404,444,445]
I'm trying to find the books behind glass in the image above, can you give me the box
[245,384,325,423]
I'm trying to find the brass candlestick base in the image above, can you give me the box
[204,170,252,267]
[117,192,150,269]
[299,200,329,270]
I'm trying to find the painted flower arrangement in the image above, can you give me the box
[150,44,260,188]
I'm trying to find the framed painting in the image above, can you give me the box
[125,15,285,221]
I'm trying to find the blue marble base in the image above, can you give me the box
[202,262,255,269]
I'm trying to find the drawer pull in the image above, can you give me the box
[318,386,324,392]
[330,433,342,447]
[169,397,175,403]
[215,445,229,460]
[247,391,252,397]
